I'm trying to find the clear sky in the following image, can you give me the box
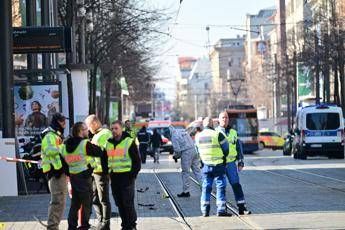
[150,0,276,99]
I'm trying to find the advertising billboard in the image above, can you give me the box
[14,83,61,137]
[297,63,314,100]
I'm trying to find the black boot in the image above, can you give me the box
[177,192,190,197]
[217,212,232,217]
[238,203,251,215]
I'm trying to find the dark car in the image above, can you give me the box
[147,126,174,155]
[283,134,294,156]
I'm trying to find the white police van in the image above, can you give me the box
[293,104,344,159]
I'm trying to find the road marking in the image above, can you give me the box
[289,168,345,184]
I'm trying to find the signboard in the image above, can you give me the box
[256,41,267,55]
[109,101,119,122]
[13,27,72,53]
[297,63,313,100]
[14,83,61,137]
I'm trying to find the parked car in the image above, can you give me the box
[147,120,174,154]
[283,133,294,156]
[259,131,285,150]
[292,104,345,159]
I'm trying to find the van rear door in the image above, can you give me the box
[304,112,342,143]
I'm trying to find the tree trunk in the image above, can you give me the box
[334,60,339,105]
[104,75,111,126]
[339,31,345,113]
[98,73,105,123]
[89,66,97,114]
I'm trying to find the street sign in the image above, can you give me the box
[13,27,72,54]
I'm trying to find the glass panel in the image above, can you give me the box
[306,113,340,130]
[231,118,258,136]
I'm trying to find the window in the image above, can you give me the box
[306,113,340,130]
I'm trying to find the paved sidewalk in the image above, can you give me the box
[2,153,345,229]
[0,162,182,230]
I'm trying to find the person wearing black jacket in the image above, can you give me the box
[151,129,162,163]
[106,120,141,230]
[62,122,105,230]
[137,125,150,164]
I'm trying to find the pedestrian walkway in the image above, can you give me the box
[2,153,345,229]
[0,163,182,229]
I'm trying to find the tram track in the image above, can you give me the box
[189,176,261,230]
[153,168,193,230]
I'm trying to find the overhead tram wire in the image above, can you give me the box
[168,0,183,35]
[145,28,208,48]
[169,19,326,28]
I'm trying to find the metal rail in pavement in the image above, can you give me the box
[189,176,261,230]
[153,168,193,230]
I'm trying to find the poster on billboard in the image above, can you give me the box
[14,83,61,137]
[297,63,314,100]
[109,101,119,123]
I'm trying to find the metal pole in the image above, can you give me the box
[26,0,38,69]
[194,95,197,120]
[41,0,51,69]
[274,54,281,117]
[286,55,291,132]
[315,33,320,104]
[292,51,297,127]
[0,0,15,138]
[79,17,86,64]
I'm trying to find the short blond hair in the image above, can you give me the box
[85,114,101,126]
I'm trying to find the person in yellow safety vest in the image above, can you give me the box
[106,120,141,230]
[195,117,232,217]
[61,122,105,230]
[41,113,69,230]
[124,120,137,139]
[216,111,251,215]
[85,115,112,230]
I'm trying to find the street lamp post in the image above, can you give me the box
[0,0,15,138]
[151,83,155,119]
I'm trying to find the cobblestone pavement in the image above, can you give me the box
[1,150,345,229]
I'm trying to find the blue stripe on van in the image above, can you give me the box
[304,130,338,137]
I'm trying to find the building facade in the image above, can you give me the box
[209,37,247,115]
[187,57,212,119]
[176,57,197,119]
[244,8,276,118]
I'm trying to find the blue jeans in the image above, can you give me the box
[226,161,245,204]
[200,164,227,214]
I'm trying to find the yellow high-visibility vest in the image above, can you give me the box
[106,137,133,173]
[195,129,224,165]
[41,130,63,173]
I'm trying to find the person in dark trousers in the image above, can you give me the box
[61,122,105,230]
[137,125,151,164]
[195,117,231,217]
[216,111,251,215]
[151,129,162,163]
[85,115,112,230]
[106,120,141,230]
